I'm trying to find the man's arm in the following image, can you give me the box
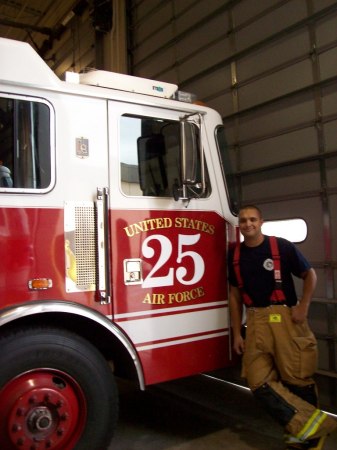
[291,267,317,324]
[229,284,245,354]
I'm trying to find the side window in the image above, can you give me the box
[216,125,239,215]
[0,96,52,191]
[262,219,307,243]
[120,114,210,198]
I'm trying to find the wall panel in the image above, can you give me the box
[239,128,318,171]
[329,194,337,260]
[237,32,311,82]
[239,60,314,109]
[241,162,321,199]
[325,120,337,153]
[233,0,308,52]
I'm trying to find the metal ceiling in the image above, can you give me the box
[0,1,112,57]
[0,0,116,76]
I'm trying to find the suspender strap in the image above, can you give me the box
[269,236,286,303]
[233,236,285,306]
[233,244,253,306]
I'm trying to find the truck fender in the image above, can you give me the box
[0,300,145,390]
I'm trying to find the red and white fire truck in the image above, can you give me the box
[0,37,238,449]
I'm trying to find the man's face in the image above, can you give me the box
[238,208,263,240]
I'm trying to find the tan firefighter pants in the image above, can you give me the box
[243,305,336,438]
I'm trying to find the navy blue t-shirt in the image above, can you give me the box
[228,236,311,307]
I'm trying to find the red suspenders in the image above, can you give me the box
[269,236,286,302]
[233,236,286,306]
[233,244,253,306]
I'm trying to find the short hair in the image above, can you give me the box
[239,204,263,219]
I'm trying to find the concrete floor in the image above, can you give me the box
[109,373,337,450]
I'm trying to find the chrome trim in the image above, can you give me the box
[102,187,112,304]
[0,301,145,390]
[95,188,107,294]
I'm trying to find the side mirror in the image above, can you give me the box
[173,116,206,201]
[181,120,198,185]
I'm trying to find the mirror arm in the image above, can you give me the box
[197,113,207,197]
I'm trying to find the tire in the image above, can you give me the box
[0,326,118,450]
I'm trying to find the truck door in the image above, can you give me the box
[108,101,231,385]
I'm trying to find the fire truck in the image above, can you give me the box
[0,37,238,449]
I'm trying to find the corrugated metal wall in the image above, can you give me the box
[128,0,337,408]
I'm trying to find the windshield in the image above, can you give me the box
[215,125,240,215]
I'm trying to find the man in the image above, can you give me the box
[228,205,336,450]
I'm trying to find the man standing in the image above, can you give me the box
[228,205,336,450]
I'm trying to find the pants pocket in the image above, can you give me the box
[292,327,318,379]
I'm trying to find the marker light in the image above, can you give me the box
[28,278,53,290]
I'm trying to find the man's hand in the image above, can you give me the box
[291,268,317,324]
[233,334,245,355]
[291,302,308,324]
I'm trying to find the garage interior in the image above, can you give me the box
[1,0,337,414]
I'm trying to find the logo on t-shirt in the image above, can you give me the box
[263,258,274,271]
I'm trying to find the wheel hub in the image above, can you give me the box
[27,406,53,433]
[1,370,86,450]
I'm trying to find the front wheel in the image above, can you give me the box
[0,326,118,450]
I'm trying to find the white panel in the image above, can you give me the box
[79,70,177,98]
